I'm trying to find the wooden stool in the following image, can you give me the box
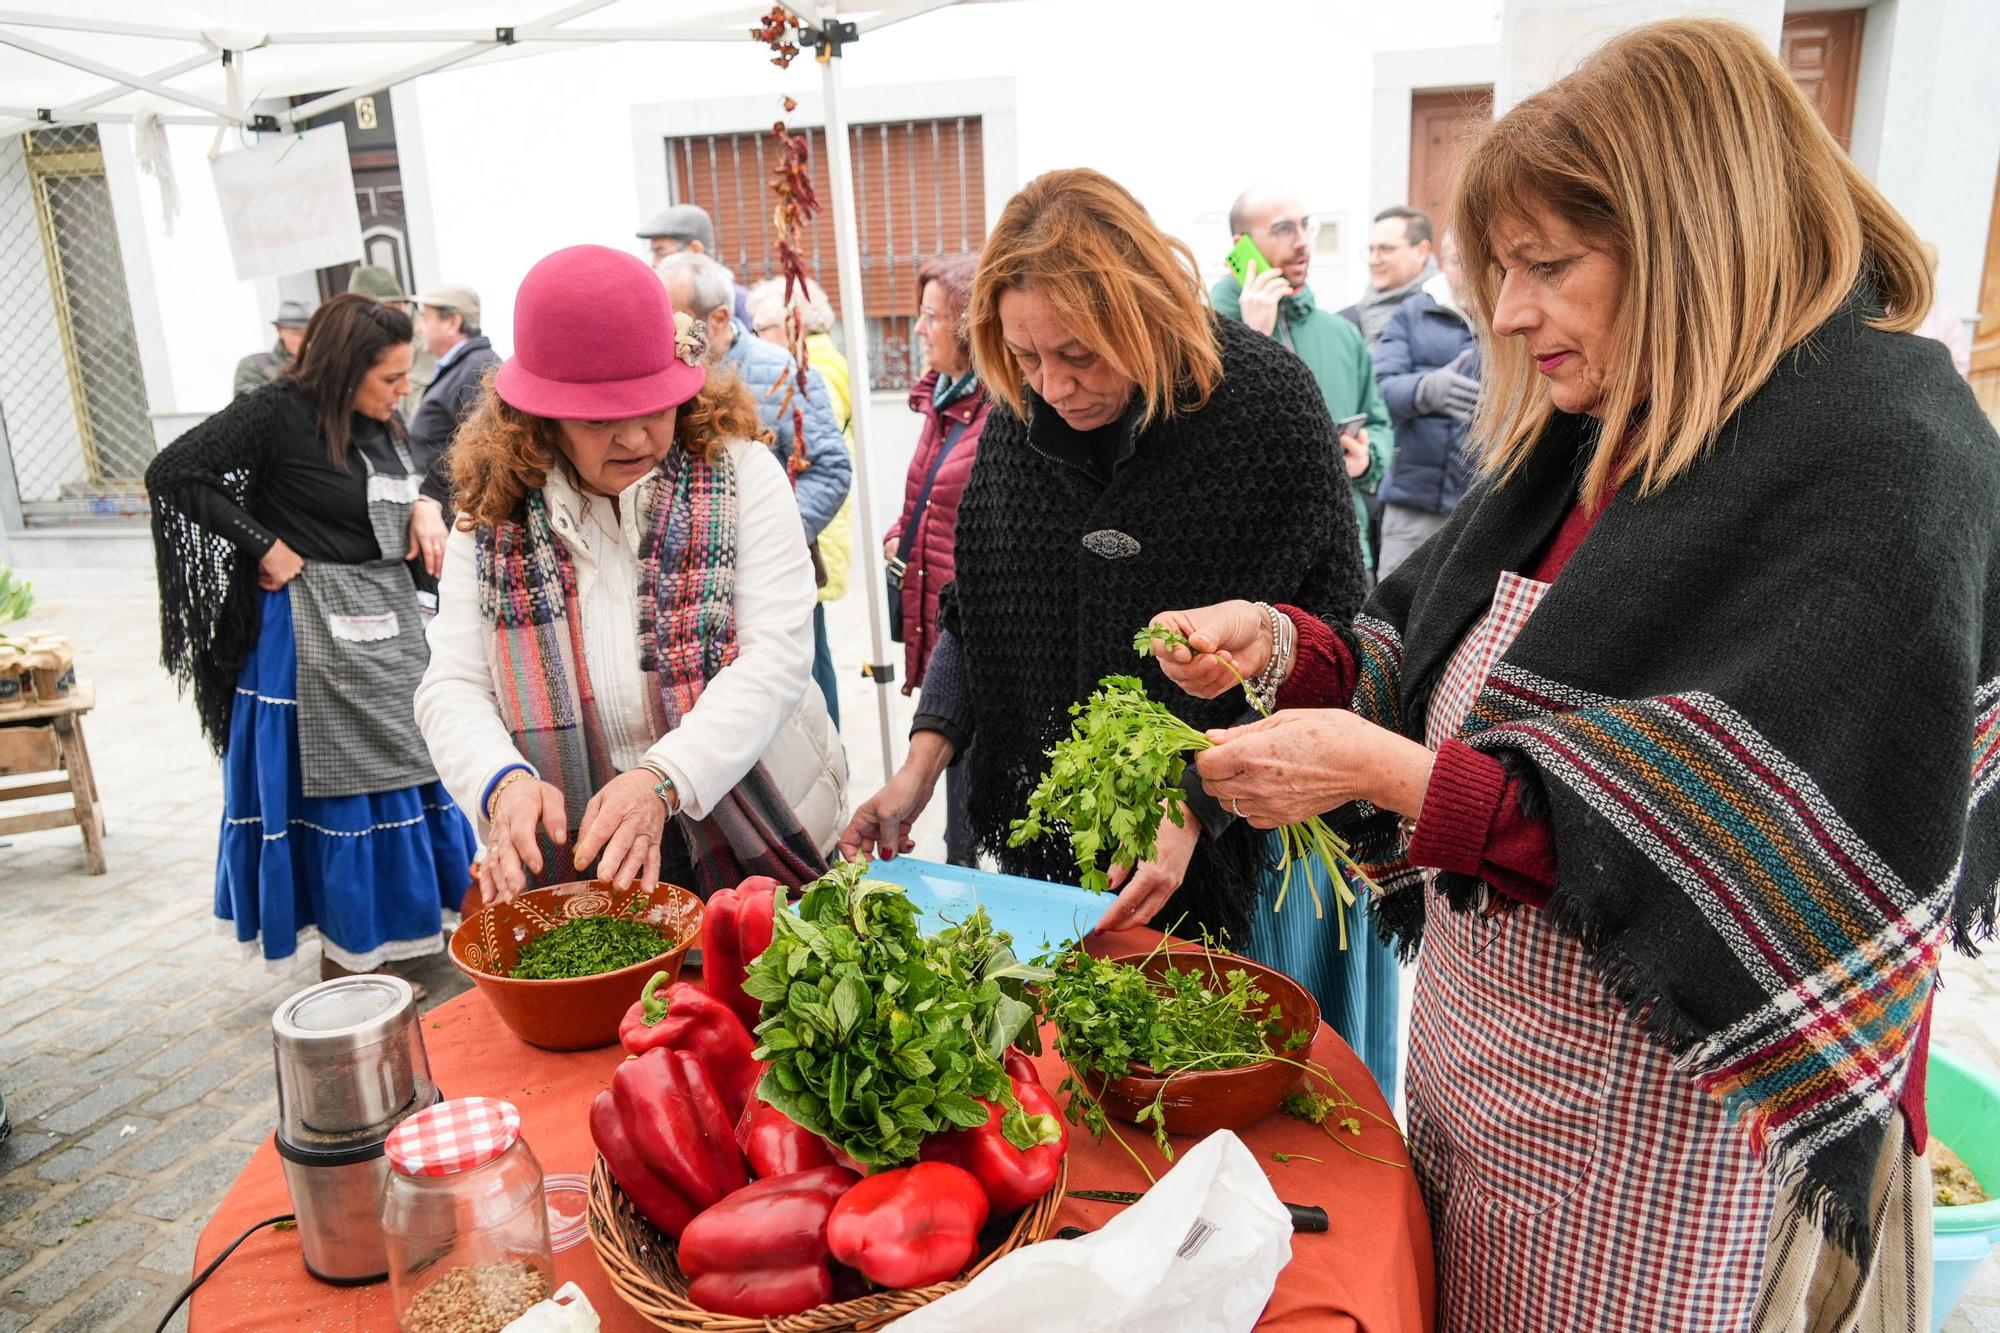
[0,682,106,874]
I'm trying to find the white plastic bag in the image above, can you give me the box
[501,1280,599,1333]
[894,1130,1292,1333]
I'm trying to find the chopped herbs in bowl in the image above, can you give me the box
[508,913,674,980]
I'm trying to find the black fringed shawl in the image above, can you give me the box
[944,316,1368,940]
[1343,288,2000,1261]
[145,381,315,753]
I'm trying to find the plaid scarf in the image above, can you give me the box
[1340,288,1998,1264]
[475,446,826,896]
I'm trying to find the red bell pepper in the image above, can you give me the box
[703,876,779,1029]
[610,1048,747,1212]
[826,1162,989,1290]
[677,1165,859,1317]
[589,1088,697,1239]
[617,973,761,1119]
[737,1097,838,1179]
[919,1067,1067,1215]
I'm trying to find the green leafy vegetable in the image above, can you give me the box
[1011,634,1378,935]
[508,913,670,979]
[1039,936,1310,1166]
[744,860,1051,1168]
[0,566,33,627]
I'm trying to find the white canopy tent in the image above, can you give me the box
[0,0,969,778]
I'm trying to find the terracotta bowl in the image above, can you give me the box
[450,880,703,1051]
[1078,949,1321,1138]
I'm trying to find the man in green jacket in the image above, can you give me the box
[1212,187,1393,574]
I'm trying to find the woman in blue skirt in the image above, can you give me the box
[148,294,476,983]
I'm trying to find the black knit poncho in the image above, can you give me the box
[943,315,1367,939]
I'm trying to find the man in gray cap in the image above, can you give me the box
[407,284,500,483]
[637,202,752,324]
[232,300,310,398]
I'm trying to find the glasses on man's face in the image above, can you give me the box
[1368,242,1412,257]
[1264,216,1321,246]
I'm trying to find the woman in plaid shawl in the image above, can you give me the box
[1147,19,1996,1333]
[416,246,845,903]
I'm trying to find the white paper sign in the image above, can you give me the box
[209,124,362,281]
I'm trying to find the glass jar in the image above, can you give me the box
[382,1097,555,1332]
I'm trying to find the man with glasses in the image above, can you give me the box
[1345,205,1440,345]
[1212,187,1393,575]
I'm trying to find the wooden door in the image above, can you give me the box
[1408,87,1493,223]
[1781,9,1865,150]
[1971,162,2000,420]
[318,165,412,303]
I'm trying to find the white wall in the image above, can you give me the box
[100,122,271,431]
[1845,0,2000,324]
[1496,0,1784,110]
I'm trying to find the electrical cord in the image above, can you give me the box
[153,1213,295,1333]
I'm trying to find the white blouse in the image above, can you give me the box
[416,438,833,839]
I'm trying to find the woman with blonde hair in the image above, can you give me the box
[1146,18,1995,1330]
[416,246,845,901]
[842,168,1368,942]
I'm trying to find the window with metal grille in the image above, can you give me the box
[667,116,985,392]
[0,124,154,523]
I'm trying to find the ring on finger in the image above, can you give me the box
[1230,798,1244,817]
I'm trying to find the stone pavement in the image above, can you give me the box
[0,564,1993,1332]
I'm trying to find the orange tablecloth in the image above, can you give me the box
[191,931,1434,1331]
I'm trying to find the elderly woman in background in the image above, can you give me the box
[417,246,845,900]
[881,255,991,866]
[842,168,1367,944]
[149,294,474,982]
[748,276,855,727]
[1149,20,1996,1330]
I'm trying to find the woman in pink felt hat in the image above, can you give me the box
[416,245,846,900]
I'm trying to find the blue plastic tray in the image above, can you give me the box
[859,857,1105,956]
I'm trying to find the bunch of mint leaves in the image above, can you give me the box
[1038,936,1308,1162]
[742,861,1050,1168]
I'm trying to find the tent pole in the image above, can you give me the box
[815,6,899,788]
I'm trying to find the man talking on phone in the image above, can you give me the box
[1212,186,1393,577]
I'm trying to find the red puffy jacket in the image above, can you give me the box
[886,371,991,690]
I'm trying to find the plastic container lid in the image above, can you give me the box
[386,1096,522,1177]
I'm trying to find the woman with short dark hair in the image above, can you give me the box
[149,293,473,982]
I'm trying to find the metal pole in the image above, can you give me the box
[816,7,898,784]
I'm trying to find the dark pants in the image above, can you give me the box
[944,751,976,866]
[811,603,839,730]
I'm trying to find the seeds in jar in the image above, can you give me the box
[402,1260,550,1333]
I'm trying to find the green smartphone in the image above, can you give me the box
[1225,233,1272,287]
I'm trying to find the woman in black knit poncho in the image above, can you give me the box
[840,168,1367,943]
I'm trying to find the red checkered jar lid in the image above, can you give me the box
[386,1097,523,1177]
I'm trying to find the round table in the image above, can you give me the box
[190,929,1435,1331]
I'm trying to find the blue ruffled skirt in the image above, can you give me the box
[1241,839,1403,1105]
[215,589,476,969]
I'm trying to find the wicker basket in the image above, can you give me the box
[588,1154,1068,1331]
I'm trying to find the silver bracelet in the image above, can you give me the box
[1249,602,1286,713]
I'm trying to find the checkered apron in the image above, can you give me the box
[287,437,438,799]
[1407,570,1776,1332]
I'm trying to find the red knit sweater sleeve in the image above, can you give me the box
[1272,605,1355,710]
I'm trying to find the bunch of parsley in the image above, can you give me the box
[1008,626,1374,935]
[742,860,1049,1168]
[1038,936,1310,1166]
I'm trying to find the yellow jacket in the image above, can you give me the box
[805,333,856,603]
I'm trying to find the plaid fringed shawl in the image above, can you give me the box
[475,446,826,896]
[1341,288,2000,1263]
